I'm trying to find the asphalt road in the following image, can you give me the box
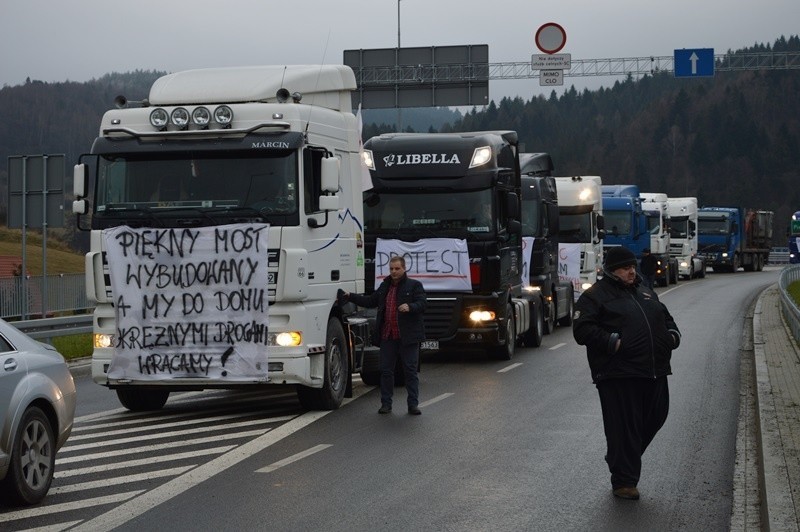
[1,268,780,531]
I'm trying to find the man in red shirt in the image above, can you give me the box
[343,256,427,414]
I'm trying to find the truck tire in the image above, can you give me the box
[543,299,555,335]
[493,305,517,359]
[523,306,544,348]
[116,389,170,411]
[557,296,573,327]
[360,371,380,386]
[297,318,349,410]
[0,406,55,505]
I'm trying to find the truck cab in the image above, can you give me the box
[601,184,649,264]
[640,193,679,286]
[667,197,706,279]
[554,176,604,299]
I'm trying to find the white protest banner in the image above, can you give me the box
[558,243,582,300]
[375,238,471,292]
[103,224,270,381]
[521,236,535,285]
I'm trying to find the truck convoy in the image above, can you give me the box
[789,211,800,264]
[519,153,574,334]
[360,131,542,360]
[667,197,706,279]
[554,176,604,299]
[640,193,679,286]
[71,65,372,411]
[698,207,774,272]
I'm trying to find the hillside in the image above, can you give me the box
[0,227,84,275]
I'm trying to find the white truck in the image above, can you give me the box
[667,196,706,279]
[554,176,604,300]
[71,65,368,411]
[640,193,679,286]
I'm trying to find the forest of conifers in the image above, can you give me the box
[0,36,797,250]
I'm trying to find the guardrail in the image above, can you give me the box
[778,265,800,343]
[11,314,93,341]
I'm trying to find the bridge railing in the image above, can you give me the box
[778,265,800,343]
[0,273,92,319]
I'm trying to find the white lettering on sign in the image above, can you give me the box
[103,224,270,381]
[375,238,471,292]
[382,153,461,167]
[252,141,290,149]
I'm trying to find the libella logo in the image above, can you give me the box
[382,153,461,167]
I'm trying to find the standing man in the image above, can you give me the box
[341,256,427,415]
[639,247,658,289]
[572,246,681,500]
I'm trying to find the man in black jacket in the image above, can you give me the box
[572,246,681,500]
[342,256,427,415]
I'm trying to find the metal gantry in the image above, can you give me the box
[351,51,800,85]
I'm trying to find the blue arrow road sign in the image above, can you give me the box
[674,48,714,77]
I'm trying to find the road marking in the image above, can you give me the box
[419,393,454,408]
[62,418,278,452]
[67,413,294,441]
[256,444,333,473]
[497,363,523,373]
[59,431,264,465]
[55,445,237,477]
[549,342,566,350]
[70,385,372,532]
[0,491,144,523]
[51,466,193,495]
[23,519,83,531]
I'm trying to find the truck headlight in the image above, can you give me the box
[581,282,593,290]
[192,106,211,127]
[171,107,190,129]
[214,105,233,127]
[469,310,495,322]
[273,332,302,347]
[94,333,114,349]
[150,108,168,129]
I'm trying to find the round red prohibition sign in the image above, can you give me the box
[535,22,567,54]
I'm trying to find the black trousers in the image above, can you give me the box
[596,376,669,488]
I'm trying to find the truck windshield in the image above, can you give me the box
[559,213,592,243]
[670,219,690,239]
[521,199,541,236]
[604,211,631,236]
[364,190,495,236]
[645,214,662,234]
[94,151,297,215]
[698,219,728,235]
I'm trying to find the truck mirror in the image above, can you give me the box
[73,163,88,198]
[72,199,87,215]
[506,192,519,219]
[321,156,340,193]
[319,195,340,211]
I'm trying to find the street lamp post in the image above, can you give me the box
[397,0,401,47]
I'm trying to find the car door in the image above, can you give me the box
[0,331,26,455]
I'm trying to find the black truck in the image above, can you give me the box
[358,131,544,369]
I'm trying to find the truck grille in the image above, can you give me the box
[424,297,458,339]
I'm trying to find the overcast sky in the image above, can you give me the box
[1,0,797,102]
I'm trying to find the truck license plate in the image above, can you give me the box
[421,340,439,350]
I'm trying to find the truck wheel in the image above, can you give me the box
[116,389,170,411]
[557,296,573,327]
[297,318,349,410]
[0,407,55,505]
[523,306,544,348]
[543,299,555,335]
[493,305,516,359]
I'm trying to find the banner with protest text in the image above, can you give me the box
[103,224,270,381]
[558,243,582,300]
[375,238,472,292]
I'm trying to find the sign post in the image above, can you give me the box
[534,23,568,87]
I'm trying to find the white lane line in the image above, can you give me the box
[67,413,294,441]
[419,393,454,408]
[549,342,566,350]
[55,445,237,478]
[0,491,144,523]
[497,362,523,373]
[256,444,333,473]
[51,466,193,495]
[62,418,280,452]
[20,519,83,531]
[58,430,265,465]
[70,385,373,532]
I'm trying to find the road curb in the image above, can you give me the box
[753,287,798,531]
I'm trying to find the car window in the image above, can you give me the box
[0,334,15,353]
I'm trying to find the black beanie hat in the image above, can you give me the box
[604,246,637,270]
